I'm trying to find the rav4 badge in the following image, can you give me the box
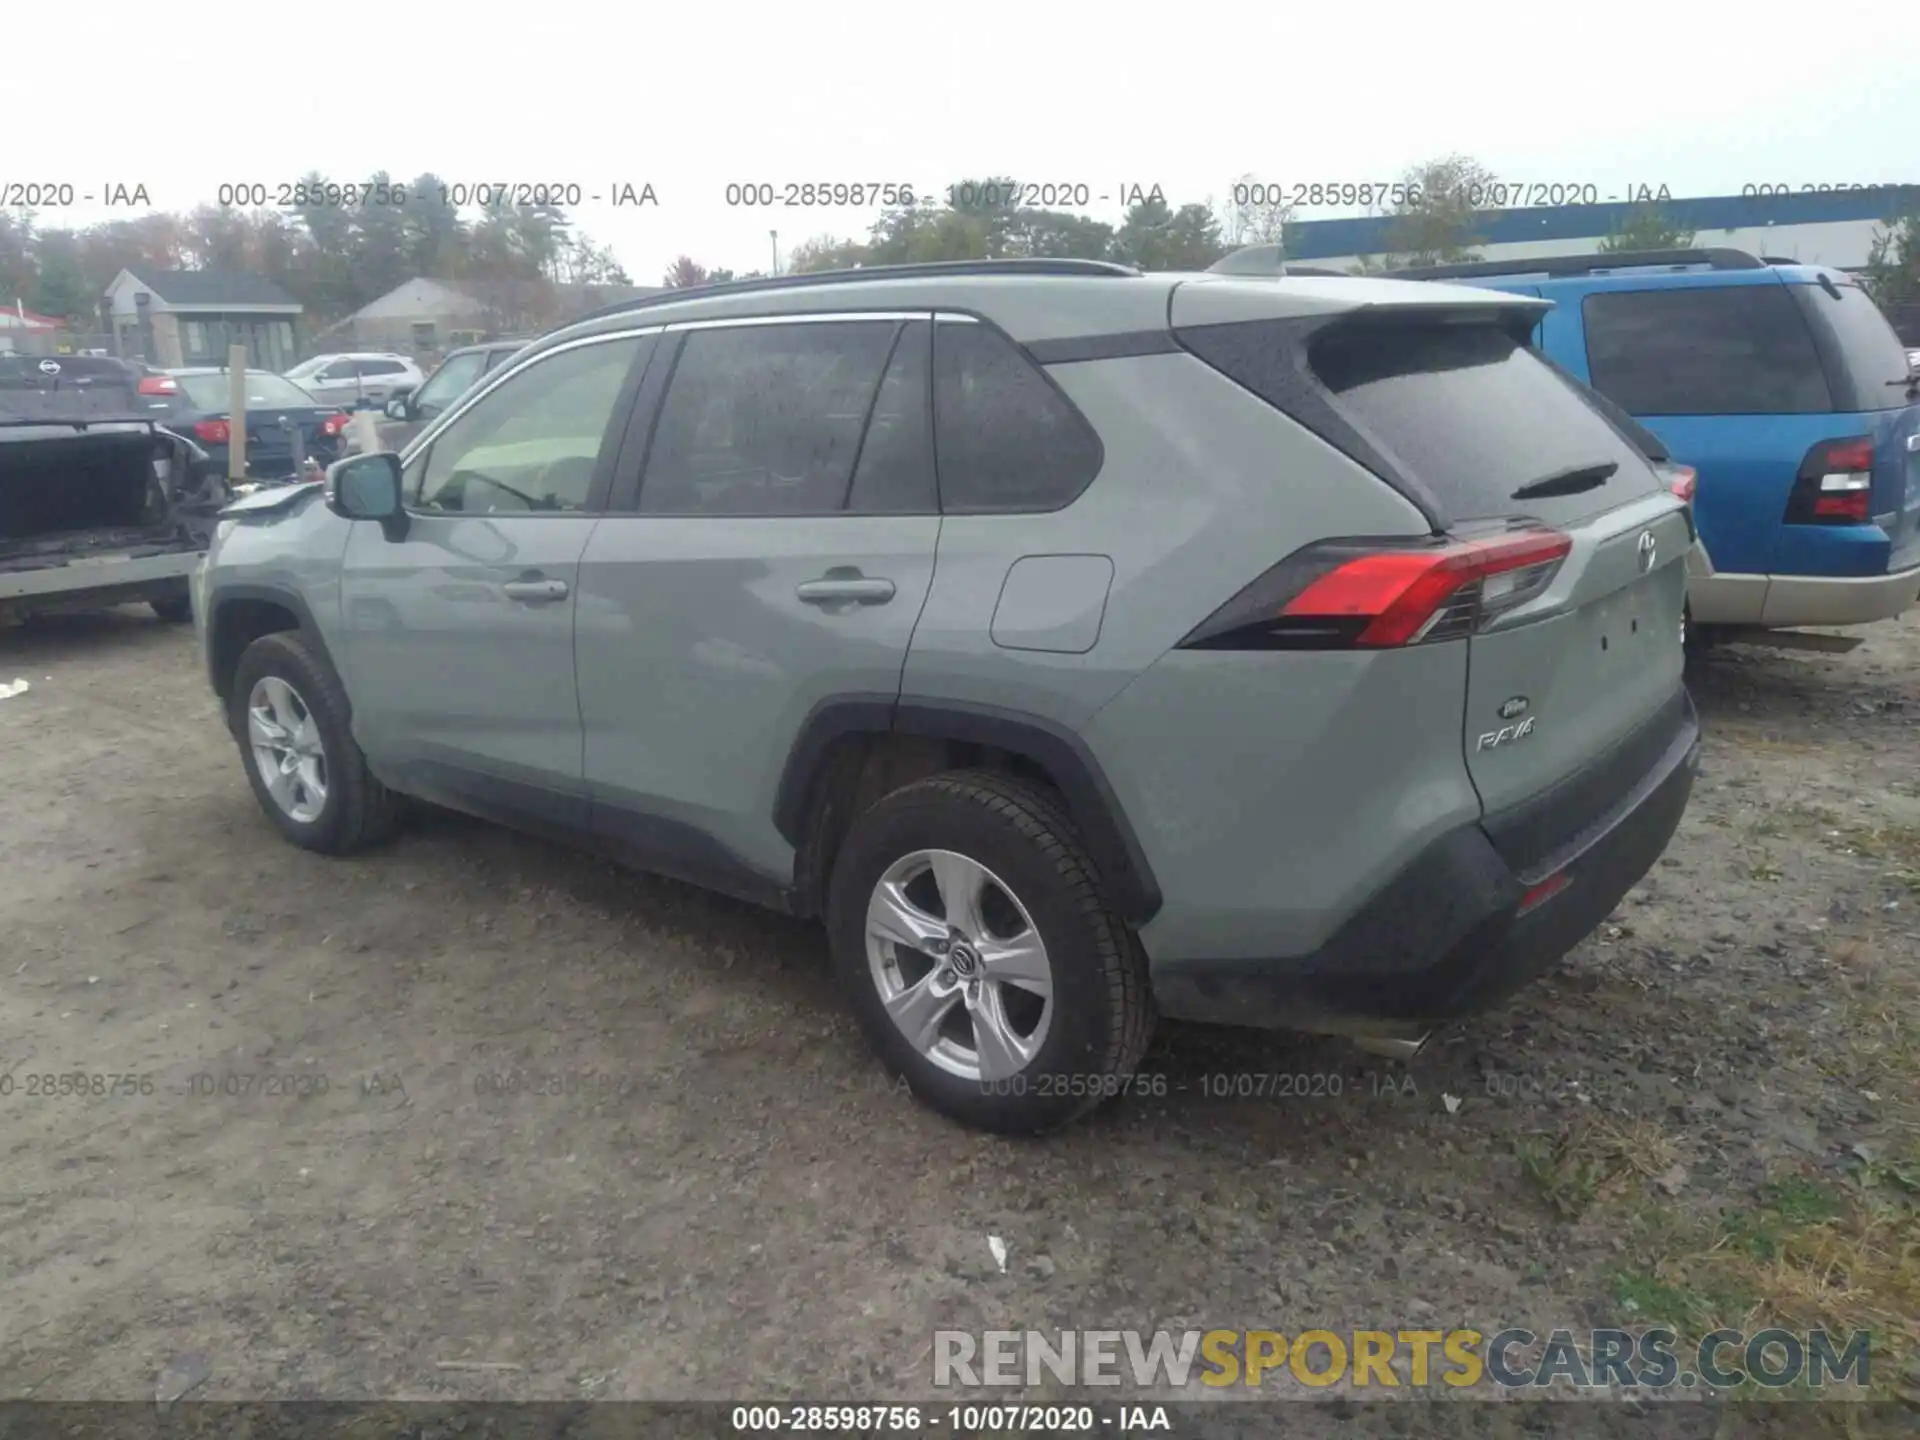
[1476,716,1537,751]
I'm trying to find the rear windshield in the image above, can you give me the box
[1307,319,1661,526]
[178,372,319,411]
[1580,284,1832,415]
[1793,280,1915,412]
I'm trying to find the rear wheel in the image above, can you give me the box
[826,772,1155,1134]
[229,632,399,854]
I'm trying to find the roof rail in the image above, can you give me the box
[1392,248,1766,281]
[572,257,1144,325]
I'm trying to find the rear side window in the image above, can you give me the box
[1309,320,1660,526]
[932,321,1103,513]
[1581,285,1831,415]
[1792,280,1914,412]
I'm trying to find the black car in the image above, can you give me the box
[374,339,529,450]
[0,353,186,417]
[167,368,352,486]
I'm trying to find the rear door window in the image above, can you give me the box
[1581,285,1832,415]
[1308,318,1661,526]
[639,320,899,515]
[932,320,1103,513]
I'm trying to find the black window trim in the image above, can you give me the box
[1577,278,1836,418]
[402,329,658,519]
[620,310,944,521]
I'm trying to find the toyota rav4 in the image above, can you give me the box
[194,258,1701,1133]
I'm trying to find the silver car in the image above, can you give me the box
[194,258,1699,1134]
[283,353,424,410]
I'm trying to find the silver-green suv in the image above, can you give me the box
[194,258,1700,1133]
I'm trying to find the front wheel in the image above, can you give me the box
[228,631,399,854]
[826,772,1155,1134]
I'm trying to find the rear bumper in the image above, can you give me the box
[1688,543,1920,628]
[1150,693,1700,1033]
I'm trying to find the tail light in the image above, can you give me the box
[192,418,230,444]
[1664,464,1697,505]
[1785,437,1875,525]
[1179,527,1574,651]
[319,412,351,437]
[137,375,179,396]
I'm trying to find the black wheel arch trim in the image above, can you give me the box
[774,694,1164,925]
[205,582,340,704]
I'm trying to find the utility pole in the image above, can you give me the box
[770,230,780,277]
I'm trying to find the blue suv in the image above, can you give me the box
[1388,249,1920,645]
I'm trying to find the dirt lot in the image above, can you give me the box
[1,609,1916,1418]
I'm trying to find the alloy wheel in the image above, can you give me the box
[247,675,329,824]
[864,849,1055,1082]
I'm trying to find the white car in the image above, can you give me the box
[283,352,424,411]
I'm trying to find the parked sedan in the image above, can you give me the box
[167,369,353,488]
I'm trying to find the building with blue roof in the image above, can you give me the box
[1285,186,1919,274]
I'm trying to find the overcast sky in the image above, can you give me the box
[16,3,1915,285]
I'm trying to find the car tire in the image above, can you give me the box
[826,770,1156,1135]
[149,584,193,623]
[228,631,400,855]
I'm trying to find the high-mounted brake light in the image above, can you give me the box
[1786,436,1875,526]
[1180,528,1574,651]
[192,418,230,444]
[137,375,179,396]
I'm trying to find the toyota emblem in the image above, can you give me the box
[1636,531,1657,573]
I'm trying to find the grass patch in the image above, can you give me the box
[1517,1115,1680,1221]
[1611,1155,1919,1399]
[1828,821,1920,867]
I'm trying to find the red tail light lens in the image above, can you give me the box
[1787,436,1875,525]
[137,374,179,396]
[1180,528,1574,651]
[1664,465,1697,504]
[192,418,230,444]
[320,412,351,437]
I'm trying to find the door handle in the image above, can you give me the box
[502,578,569,602]
[796,576,895,605]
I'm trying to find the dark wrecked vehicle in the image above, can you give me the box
[0,377,228,624]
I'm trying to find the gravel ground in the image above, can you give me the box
[1,609,1915,1423]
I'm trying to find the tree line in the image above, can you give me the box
[5,155,1916,329]
[0,169,630,329]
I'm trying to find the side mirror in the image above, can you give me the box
[384,396,409,419]
[325,452,408,541]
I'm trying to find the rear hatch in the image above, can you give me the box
[1789,275,1920,571]
[1172,280,1693,873]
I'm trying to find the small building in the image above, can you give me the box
[101,268,303,371]
[331,276,667,360]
